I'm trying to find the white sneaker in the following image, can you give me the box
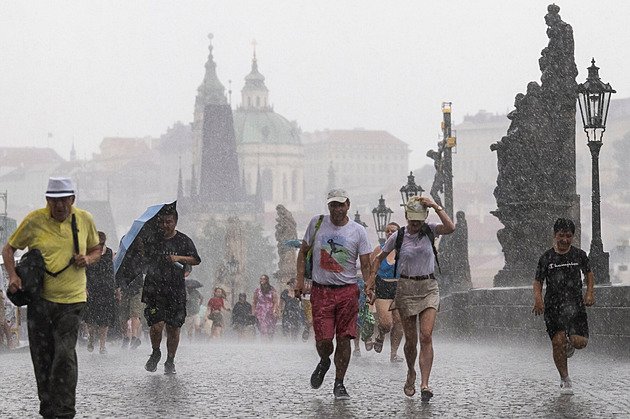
[560,379,573,395]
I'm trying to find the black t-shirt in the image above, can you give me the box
[535,246,590,309]
[142,231,201,305]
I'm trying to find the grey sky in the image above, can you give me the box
[0,1,627,169]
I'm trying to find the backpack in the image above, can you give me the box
[393,224,440,277]
[304,215,324,280]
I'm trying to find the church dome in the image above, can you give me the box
[233,109,301,145]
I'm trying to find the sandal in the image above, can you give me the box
[421,387,434,402]
[404,370,416,397]
[390,354,404,363]
[364,339,373,351]
[373,336,384,353]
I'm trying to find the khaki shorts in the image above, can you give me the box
[120,292,143,320]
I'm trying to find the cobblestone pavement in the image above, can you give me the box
[1,335,629,418]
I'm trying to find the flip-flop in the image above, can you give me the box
[404,370,416,397]
[374,336,384,353]
[421,387,433,402]
[390,354,404,363]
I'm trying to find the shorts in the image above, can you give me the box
[207,311,224,328]
[302,299,313,324]
[184,314,201,333]
[311,282,359,341]
[120,292,143,320]
[144,300,187,328]
[545,307,589,340]
[375,275,398,300]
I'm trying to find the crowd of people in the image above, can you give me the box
[1,178,598,416]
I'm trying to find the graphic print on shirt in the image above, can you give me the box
[319,234,348,273]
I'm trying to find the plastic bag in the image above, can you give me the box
[359,302,375,342]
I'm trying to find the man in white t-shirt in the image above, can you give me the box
[296,188,372,400]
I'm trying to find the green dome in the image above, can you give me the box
[233,109,301,145]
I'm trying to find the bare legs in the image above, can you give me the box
[149,322,180,358]
[401,308,437,393]
[374,298,403,358]
[316,337,351,380]
[87,325,109,351]
[551,331,588,379]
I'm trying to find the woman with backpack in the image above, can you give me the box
[365,195,454,401]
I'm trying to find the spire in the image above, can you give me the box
[241,39,270,110]
[177,156,184,201]
[70,141,76,162]
[196,33,227,107]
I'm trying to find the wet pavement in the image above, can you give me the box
[1,335,629,418]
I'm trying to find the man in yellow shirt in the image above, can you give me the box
[2,177,100,419]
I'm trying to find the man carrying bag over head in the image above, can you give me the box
[2,177,100,419]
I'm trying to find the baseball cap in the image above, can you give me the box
[326,188,349,204]
[402,196,428,221]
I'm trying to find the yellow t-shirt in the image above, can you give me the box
[9,206,99,304]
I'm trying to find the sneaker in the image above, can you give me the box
[566,337,575,359]
[87,340,94,353]
[164,360,176,375]
[99,347,108,355]
[121,337,130,349]
[302,328,310,342]
[310,358,331,389]
[333,382,350,400]
[130,337,141,350]
[560,379,573,395]
[144,350,161,372]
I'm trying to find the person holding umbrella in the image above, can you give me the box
[141,206,201,374]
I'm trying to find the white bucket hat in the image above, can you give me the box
[45,177,75,198]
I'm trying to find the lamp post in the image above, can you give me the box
[400,171,424,205]
[577,58,615,285]
[372,195,393,245]
[225,255,240,306]
[353,211,368,228]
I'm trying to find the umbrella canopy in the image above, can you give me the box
[185,279,203,289]
[283,239,303,248]
[114,200,176,275]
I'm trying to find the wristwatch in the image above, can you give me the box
[434,206,443,212]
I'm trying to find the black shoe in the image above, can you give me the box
[144,350,161,372]
[310,358,330,389]
[130,337,141,350]
[164,360,176,375]
[121,337,130,349]
[333,382,350,400]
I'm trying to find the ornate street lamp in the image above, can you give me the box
[400,171,424,205]
[372,195,393,245]
[577,58,615,285]
[353,211,368,228]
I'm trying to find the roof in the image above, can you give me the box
[233,109,301,145]
[301,129,407,147]
[0,147,65,168]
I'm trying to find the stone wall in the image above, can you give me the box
[436,285,630,357]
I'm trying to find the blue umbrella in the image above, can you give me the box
[114,200,176,275]
[283,239,303,248]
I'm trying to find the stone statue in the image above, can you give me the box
[220,216,245,306]
[490,4,580,287]
[427,141,445,208]
[274,204,298,292]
